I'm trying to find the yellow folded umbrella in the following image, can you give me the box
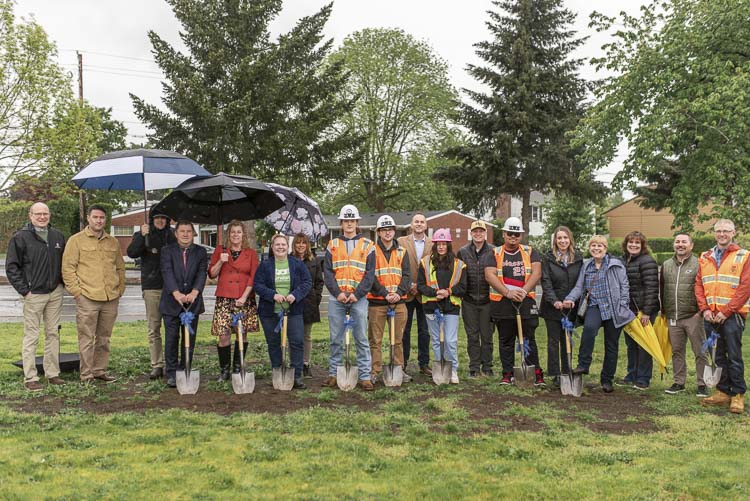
[653,314,672,370]
[623,313,667,371]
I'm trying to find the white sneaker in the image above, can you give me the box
[402,372,412,383]
[450,369,459,384]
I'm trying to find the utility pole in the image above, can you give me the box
[77,51,86,230]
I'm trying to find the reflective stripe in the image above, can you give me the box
[699,247,749,313]
[367,246,406,300]
[488,244,536,301]
[420,255,465,307]
[329,237,375,293]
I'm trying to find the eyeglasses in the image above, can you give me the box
[715,229,734,234]
[505,232,520,238]
[31,212,50,217]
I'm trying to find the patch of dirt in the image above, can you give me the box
[3,370,660,435]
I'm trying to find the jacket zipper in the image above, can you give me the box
[674,259,682,320]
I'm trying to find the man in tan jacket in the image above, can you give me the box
[62,205,126,383]
[397,212,433,378]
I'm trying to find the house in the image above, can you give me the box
[323,210,495,244]
[110,207,207,258]
[604,196,714,238]
[494,191,549,237]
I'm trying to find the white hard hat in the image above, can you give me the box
[501,216,524,233]
[376,215,396,230]
[338,204,361,220]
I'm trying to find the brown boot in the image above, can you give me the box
[358,379,374,391]
[730,394,745,414]
[322,376,337,388]
[701,389,732,407]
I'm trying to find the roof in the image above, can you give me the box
[323,210,496,228]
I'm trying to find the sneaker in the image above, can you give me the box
[602,382,614,393]
[534,369,546,387]
[633,382,649,391]
[665,383,685,395]
[358,379,374,391]
[500,372,513,385]
[419,366,433,376]
[450,369,459,384]
[402,372,412,383]
[371,372,381,384]
[614,378,632,387]
[482,369,495,377]
[303,364,312,379]
[696,385,708,398]
[166,376,177,388]
[322,376,337,388]
[47,377,66,386]
[25,381,43,392]
[468,370,479,378]
[149,367,163,380]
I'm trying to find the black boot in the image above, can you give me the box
[232,341,248,374]
[216,345,231,382]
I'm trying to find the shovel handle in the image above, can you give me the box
[183,324,190,350]
[564,329,572,355]
[281,314,288,349]
[345,314,351,347]
[389,310,396,345]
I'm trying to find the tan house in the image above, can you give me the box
[604,196,714,238]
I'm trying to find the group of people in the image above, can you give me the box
[6,201,746,414]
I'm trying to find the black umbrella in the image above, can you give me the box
[151,172,284,224]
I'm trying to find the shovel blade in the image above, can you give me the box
[703,366,722,388]
[336,364,358,391]
[232,371,255,394]
[432,360,452,385]
[513,364,535,388]
[272,367,295,391]
[176,369,200,395]
[382,365,403,387]
[560,374,574,395]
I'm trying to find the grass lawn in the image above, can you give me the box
[0,318,748,499]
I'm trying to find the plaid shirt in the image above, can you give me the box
[584,255,612,321]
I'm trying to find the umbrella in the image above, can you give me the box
[150,172,284,225]
[623,313,667,371]
[264,183,328,239]
[653,314,672,372]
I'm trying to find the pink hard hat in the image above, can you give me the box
[432,228,452,242]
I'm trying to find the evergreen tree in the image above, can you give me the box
[131,0,360,192]
[438,0,602,232]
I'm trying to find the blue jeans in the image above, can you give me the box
[624,333,653,385]
[425,311,459,370]
[328,298,371,380]
[403,300,431,368]
[705,315,746,395]
[578,306,622,385]
[260,313,304,379]
[163,313,199,378]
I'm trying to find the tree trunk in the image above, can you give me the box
[520,190,531,244]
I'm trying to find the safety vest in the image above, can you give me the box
[420,255,465,307]
[328,236,375,293]
[367,245,407,301]
[488,244,536,301]
[699,247,750,314]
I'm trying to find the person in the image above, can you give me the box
[540,226,583,388]
[397,212,433,377]
[483,217,544,386]
[323,204,376,391]
[159,221,208,388]
[62,204,125,383]
[660,233,708,396]
[367,215,410,383]
[208,220,260,382]
[563,235,634,393]
[456,220,495,377]
[291,233,324,378]
[254,234,312,390]
[696,219,749,414]
[6,202,66,391]
[418,228,466,384]
[620,231,659,390]
[126,210,176,380]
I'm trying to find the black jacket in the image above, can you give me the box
[623,253,660,317]
[302,254,324,324]
[127,219,176,290]
[6,223,66,296]
[540,250,583,320]
[456,241,494,304]
[159,244,208,316]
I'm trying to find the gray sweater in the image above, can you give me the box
[565,256,636,328]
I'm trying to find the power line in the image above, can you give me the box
[60,48,158,65]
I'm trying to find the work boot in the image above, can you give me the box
[25,381,43,392]
[47,377,66,386]
[322,376,337,388]
[293,378,307,390]
[149,367,163,380]
[730,394,745,414]
[303,364,312,378]
[216,345,232,382]
[701,389,732,407]
[358,379,374,391]
[232,341,249,374]
[450,369,459,384]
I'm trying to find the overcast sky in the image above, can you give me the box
[15,0,646,185]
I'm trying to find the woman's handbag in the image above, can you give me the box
[577,292,589,319]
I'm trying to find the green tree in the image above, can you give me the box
[326,28,458,212]
[0,0,71,191]
[438,0,598,235]
[543,190,608,247]
[574,0,750,231]
[131,0,359,192]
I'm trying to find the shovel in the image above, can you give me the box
[337,304,359,391]
[432,305,452,385]
[231,312,255,394]
[382,305,403,387]
[702,329,722,388]
[513,301,534,387]
[559,314,582,397]
[176,305,199,395]
[272,311,295,391]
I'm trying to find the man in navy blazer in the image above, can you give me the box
[159,221,208,387]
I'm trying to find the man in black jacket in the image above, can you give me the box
[6,202,66,391]
[457,220,495,377]
[126,210,175,379]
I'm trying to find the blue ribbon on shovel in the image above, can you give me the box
[386,307,396,318]
[179,310,196,335]
[701,330,719,355]
[434,307,444,326]
[516,337,530,357]
[231,311,245,327]
[274,311,285,334]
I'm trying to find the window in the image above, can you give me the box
[531,206,543,222]
[112,226,134,237]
